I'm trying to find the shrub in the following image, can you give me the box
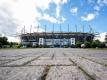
[0,37,9,47]
[26,42,32,48]
[76,41,82,48]
[84,41,91,48]
[91,40,105,48]
[100,42,105,48]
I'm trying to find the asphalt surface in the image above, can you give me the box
[0,48,107,80]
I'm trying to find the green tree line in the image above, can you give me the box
[75,40,106,48]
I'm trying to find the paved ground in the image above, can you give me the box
[0,48,107,80]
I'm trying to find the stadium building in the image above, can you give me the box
[20,32,94,47]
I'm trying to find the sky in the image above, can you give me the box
[0,0,107,42]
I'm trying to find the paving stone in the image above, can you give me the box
[38,57,52,60]
[70,56,107,80]
[0,66,46,80]
[83,57,107,66]
[28,59,73,66]
[0,48,107,80]
[0,57,23,65]
[46,66,89,80]
[2,57,37,66]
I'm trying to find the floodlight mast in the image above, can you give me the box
[75,24,77,33]
[44,25,47,46]
[30,25,32,34]
[68,24,70,47]
[24,25,25,34]
[89,25,94,34]
[37,25,39,45]
[60,24,62,47]
[52,24,54,47]
[83,25,84,33]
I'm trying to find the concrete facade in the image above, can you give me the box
[20,32,94,47]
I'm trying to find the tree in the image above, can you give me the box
[9,42,18,48]
[84,41,91,48]
[27,42,32,48]
[0,42,2,48]
[17,43,22,48]
[91,40,104,48]
[0,37,9,47]
[76,41,82,48]
[99,42,105,48]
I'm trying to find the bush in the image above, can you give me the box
[39,45,43,48]
[0,42,2,48]
[91,40,105,48]
[75,40,106,48]
[17,44,22,48]
[99,42,105,48]
[64,45,68,48]
[70,44,75,48]
[76,41,82,48]
[84,41,91,48]
[26,42,32,48]
[32,44,39,48]
[0,37,9,48]
[9,42,18,48]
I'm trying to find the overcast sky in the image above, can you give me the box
[0,0,107,42]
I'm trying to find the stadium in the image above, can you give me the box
[20,32,94,47]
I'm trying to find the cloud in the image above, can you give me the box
[7,36,20,42]
[42,14,58,23]
[62,0,68,4]
[0,0,42,32]
[97,0,107,5]
[94,5,100,11]
[53,0,68,18]
[0,0,51,42]
[103,0,107,4]
[96,0,107,8]
[41,14,66,24]
[35,0,52,10]
[87,0,107,15]
[61,16,66,23]
[37,0,67,23]
[0,2,18,36]
[81,13,96,21]
[0,0,67,42]
[56,5,60,18]
[96,0,107,9]
[70,7,78,15]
